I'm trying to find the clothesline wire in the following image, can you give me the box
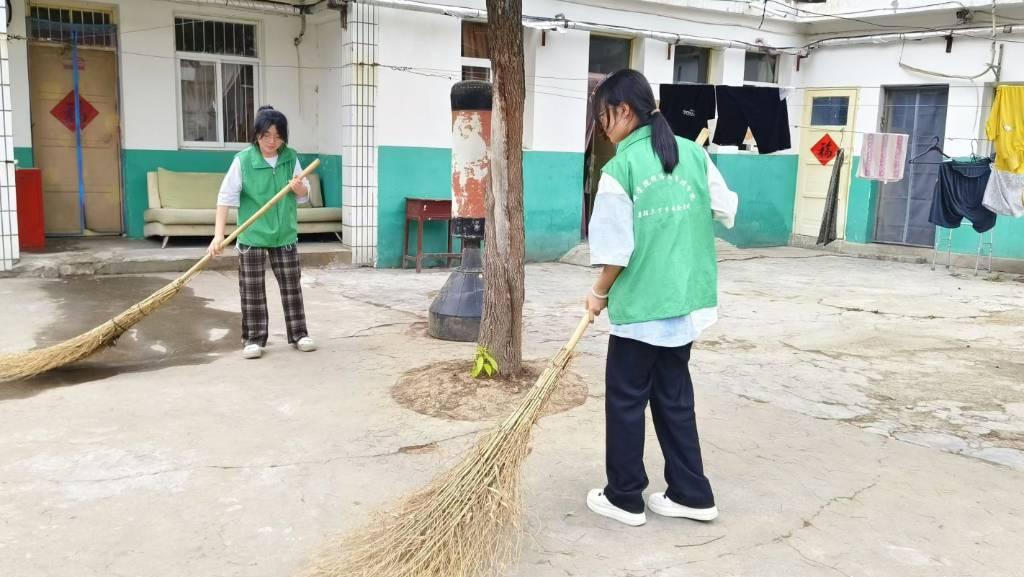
[64,43,1024,99]
[8,0,1024,60]
[536,83,1000,108]
[15,0,1010,38]
[6,21,1024,79]
[18,10,784,52]
[785,123,989,142]
[0,33,1019,115]
[25,1,981,50]
[0,35,1011,113]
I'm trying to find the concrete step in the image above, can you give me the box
[3,241,353,278]
[789,234,1024,275]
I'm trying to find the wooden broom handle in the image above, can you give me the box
[220,158,321,249]
[177,158,321,281]
[565,313,594,353]
[696,128,709,146]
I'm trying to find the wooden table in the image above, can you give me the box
[402,197,461,273]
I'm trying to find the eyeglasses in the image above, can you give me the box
[258,133,283,143]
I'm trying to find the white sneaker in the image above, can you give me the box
[647,492,719,521]
[242,344,263,359]
[586,489,647,527]
[295,336,317,352]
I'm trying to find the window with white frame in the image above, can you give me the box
[673,45,710,84]
[744,51,778,84]
[461,21,490,82]
[175,17,258,146]
[29,6,116,47]
[589,35,631,74]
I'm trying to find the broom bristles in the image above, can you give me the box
[0,275,192,381]
[300,315,591,577]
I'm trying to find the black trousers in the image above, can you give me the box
[712,85,792,155]
[604,335,715,514]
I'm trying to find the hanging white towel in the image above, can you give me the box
[982,167,1024,217]
[857,132,909,182]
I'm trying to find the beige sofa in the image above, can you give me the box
[143,168,343,247]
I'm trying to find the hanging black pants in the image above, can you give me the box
[604,335,715,514]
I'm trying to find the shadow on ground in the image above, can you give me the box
[1,276,238,401]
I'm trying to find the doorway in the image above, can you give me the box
[27,4,122,235]
[793,89,858,239]
[874,86,948,247]
[582,35,631,239]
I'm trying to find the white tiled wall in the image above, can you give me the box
[0,4,19,272]
[341,3,378,266]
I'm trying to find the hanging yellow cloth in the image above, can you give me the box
[986,85,1024,174]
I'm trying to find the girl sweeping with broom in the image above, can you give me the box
[585,70,738,527]
[208,106,317,360]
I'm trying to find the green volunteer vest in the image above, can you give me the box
[236,145,299,248]
[604,125,719,325]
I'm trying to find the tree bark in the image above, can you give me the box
[480,0,526,375]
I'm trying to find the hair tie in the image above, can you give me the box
[651,108,661,116]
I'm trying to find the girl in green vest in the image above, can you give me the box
[584,70,738,526]
[208,106,317,360]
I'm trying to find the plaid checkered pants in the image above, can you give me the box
[237,243,308,347]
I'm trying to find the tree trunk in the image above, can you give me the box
[480,0,526,375]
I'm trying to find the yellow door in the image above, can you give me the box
[29,43,122,235]
[793,89,858,239]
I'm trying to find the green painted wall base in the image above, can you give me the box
[845,156,878,244]
[712,153,797,247]
[941,217,1024,260]
[376,146,583,268]
[317,154,343,208]
[14,147,34,168]
[845,155,1024,259]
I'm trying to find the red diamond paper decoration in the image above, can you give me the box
[50,91,99,133]
[810,134,839,166]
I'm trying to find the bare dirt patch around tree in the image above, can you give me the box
[392,360,589,422]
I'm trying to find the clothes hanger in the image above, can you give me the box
[965,139,996,163]
[908,136,952,165]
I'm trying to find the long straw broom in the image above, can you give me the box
[303,129,710,576]
[0,159,321,382]
[301,312,592,577]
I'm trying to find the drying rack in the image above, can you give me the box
[932,229,994,275]
[915,140,996,276]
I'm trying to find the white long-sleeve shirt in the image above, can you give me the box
[589,149,739,347]
[217,155,310,207]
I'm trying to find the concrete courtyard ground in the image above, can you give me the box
[1,245,1022,576]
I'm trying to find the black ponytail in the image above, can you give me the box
[592,69,679,173]
[648,111,679,173]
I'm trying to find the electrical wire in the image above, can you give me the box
[544,0,1024,49]
[3,29,1019,95]
[780,0,993,19]
[772,0,1024,49]
[13,1,1024,56]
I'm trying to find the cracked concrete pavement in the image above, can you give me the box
[1,245,1022,576]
